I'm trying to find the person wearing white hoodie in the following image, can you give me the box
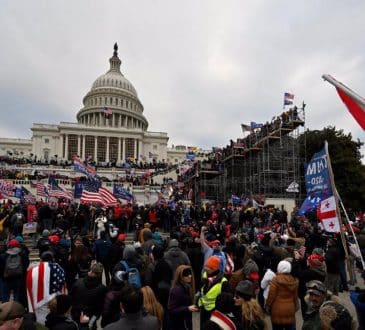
[261,268,276,305]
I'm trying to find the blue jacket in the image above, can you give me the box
[350,290,365,329]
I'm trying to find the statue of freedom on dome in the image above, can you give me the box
[113,42,118,55]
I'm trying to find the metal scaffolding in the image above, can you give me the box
[186,106,305,204]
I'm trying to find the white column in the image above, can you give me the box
[122,138,126,161]
[106,136,110,162]
[119,114,122,127]
[94,136,98,161]
[64,134,69,161]
[82,135,86,160]
[134,139,137,159]
[60,134,64,159]
[117,137,121,163]
[138,140,143,160]
[112,114,115,127]
[77,135,81,157]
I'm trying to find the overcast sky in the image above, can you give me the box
[0,0,364,158]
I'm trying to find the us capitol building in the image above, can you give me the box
[0,44,203,165]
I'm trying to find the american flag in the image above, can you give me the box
[80,177,118,206]
[36,182,49,197]
[26,262,66,312]
[49,184,73,200]
[284,92,294,106]
[48,177,73,200]
[0,180,15,196]
[99,187,118,207]
[103,107,112,116]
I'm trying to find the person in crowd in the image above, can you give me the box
[144,244,172,309]
[101,271,125,328]
[266,260,298,330]
[1,239,29,304]
[36,229,51,257]
[302,280,340,330]
[164,238,191,274]
[319,301,357,330]
[65,243,92,290]
[0,300,25,330]
[45,294,89,330]
[108,233,126,272]
[202,292,239,330]
[103,285,160,330]
[92,231,112,286]
[198,255,229,327]
[140,228,158,254]
[26,251,66,325]
[324,238,341,295]
[349,270,365,330]
[291,248,326,317]
[200,226,226,273]
[234,280,265,329]
[70,262,107,329]
[168,265,198,330]
[141,286,164,328]
[260,267,276,308]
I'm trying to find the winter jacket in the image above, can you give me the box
[350,290,365,330]
[266,273,299,325]
[164,246,191,274]
[101,288,123,328]
[325,246,341,274]
[291,263,326,299]
[103,311,160,330]
[168,284,193,330]
[45,313,87,330]
[70,276,107,321]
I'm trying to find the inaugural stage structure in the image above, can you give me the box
[184,106,305,204]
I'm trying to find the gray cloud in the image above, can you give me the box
[0,0,364,158]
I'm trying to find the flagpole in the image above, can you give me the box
[336,189,365,269]
[322,74,365,107]
[324,141,354,283]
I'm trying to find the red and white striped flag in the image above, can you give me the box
[36,182,49,197]
[80,190,104,205]
[27,262,66,312]
[49,184,73,200]
[323,74,365,130]
[99,187,118,207]
[0,180,15,196]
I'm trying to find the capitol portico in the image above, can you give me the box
[0,43,182,164]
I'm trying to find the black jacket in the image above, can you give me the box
[70,276,107,321]
[45,314,87,330]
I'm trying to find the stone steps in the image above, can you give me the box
[24,231,170,264]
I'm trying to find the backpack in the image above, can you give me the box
[120,260,141,288]
[4,252,23,278]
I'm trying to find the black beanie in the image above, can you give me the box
[56,295,72,315]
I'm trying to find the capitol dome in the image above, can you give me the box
[77,43,148,130]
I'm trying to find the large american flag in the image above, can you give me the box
[49,184,73,200]
[0,180,15,196]
[36,182,49,198]
[26,262,66,312]
[80,178,118,206]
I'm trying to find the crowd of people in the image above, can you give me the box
[0,197,363,329]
